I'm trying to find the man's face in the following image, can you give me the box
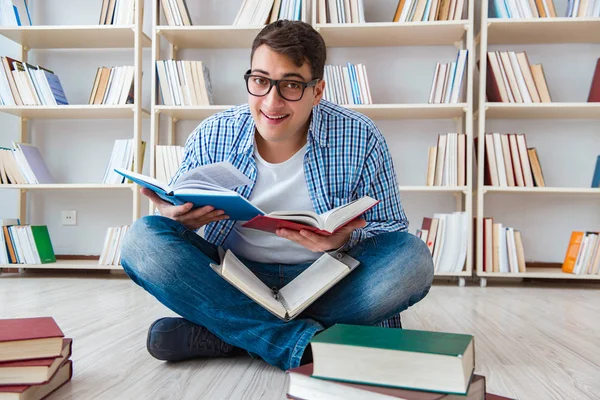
[247,45,324,145]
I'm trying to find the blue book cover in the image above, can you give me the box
[592,156,600,188]
[42,71,69,105]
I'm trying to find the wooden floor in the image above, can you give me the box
[1,272,600,400]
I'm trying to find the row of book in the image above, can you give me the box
[322,63,372,105]
[99,0,137,25]
[416,211,468,273]
[425,133,466,187]
[428,49,468,104]
[490,0,600,18]
[393,0,466,22]
[562,231,600,275]
[0,224,57,265]
[99,225,130,266]
[482,133,545,188]
[0,317,73,399]
[0,56,68,106]
[485,51,552,103]
[156,60,214,106]
[0,0,30,26]
[316,0,365,23]
[234,0,305,25]
[102,139,146,184]
[566,0,600,17]
[482,218,527,273]
[88,66,135,105]
[160,0,192,26]
[155,145,184,184]
[0,143,55,185]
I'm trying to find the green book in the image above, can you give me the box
[30,226,56,264]
[309,324,475,395]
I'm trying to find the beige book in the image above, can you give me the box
[428,0,441,20]
[434,134,447,186]
[457,133,465,186]
[509,52,532,103]
[447,0,458,20]
[514,230,527,272]
[495,52,516,102]
[526,0,540,17]
[492,223,501,273]
[492,133,507,186]
[88,67,102,104]
[484,133,499,186]
[343,0,352,22]
[578,0,589,17]
[1,57,23,106]
[500,134,515,186]
[516,134,535,187]
[484,218,493,272]
[349,0,360,22]
[453,0,465,19]
[545,0,557,17]
[499,52,523,103]
[516,52,541,102]
[437,0,451,20]
[487,52,510,102]
[93,67,111,104]
[269,0,281,22]
[174,0,192,25]
[160,0,175,25]
[426,146,437,186]
[530,64,552,102]
[527,148,546,187]
[509,134,525,187]
[434,63,447,104]
[426,218,439,255]
[412,0,429,21]
[318,0,327,23]
[428,63,440,103]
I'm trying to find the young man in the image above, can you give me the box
[121,20,434,371]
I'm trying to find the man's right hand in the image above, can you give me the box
[141,188,229,231]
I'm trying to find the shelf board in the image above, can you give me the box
[435,270,471,277]
[484,102,600,119]
[0,184,136,190]
[483,186,600,195]
[478,267,600,280]
[1,259,122,270]
[314,21,468,47]
[157,25,264,48]
[0,105,149,119]
[487,18,600,44]
[399,186,468,193]
[0,25,151,49]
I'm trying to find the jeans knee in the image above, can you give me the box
[121,216,171,281]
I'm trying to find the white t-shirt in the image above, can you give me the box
[223,142,321,264]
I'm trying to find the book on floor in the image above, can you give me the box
[241,196,379,236]
[0,317,64,362]
[0,359,73,400]
[287,363,486,400]
[309,324,475,395]
[0,339,72,385]
[114,161,264,221]
[210,249,360,321]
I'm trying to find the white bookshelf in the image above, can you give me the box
[0,0,148,272]
[475,5,600,286]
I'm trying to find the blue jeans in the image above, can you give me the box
[120,216,434,371]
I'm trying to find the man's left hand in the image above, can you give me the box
[276,218,367,252]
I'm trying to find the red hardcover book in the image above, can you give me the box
[0,339,72,385]
[242,196,379,236]
[0,359,73,400]
[588,58,600,102]
[0,317,64,362]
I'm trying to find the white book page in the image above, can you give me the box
[173,161,252,191]
[279,254,349,316]
[321,196,377,232]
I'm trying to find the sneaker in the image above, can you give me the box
[146,317,237,362]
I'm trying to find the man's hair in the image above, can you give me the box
[250,20,326,80]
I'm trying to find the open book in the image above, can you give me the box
[210,249,360,321]
[241,196,379,236]
[114,162,265,221]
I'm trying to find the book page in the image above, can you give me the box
[173,161,252,191]
[321,196,378,232]
[278,253,349,316]
[263,212,322,228]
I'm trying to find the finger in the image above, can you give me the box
[277,229,322,252]
[140,188,170,206]
[186,205,216,219]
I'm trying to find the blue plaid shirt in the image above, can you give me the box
[169,99,409,251]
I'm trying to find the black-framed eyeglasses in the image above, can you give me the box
[244,69,319,102]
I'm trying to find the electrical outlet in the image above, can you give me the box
[61,210,77,226]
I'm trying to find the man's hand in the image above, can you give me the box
[141,188,229,231]
[276,218,366,253]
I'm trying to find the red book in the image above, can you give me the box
[0,359,73,400]
[242,196,379,236]
[0,317,64,362]
[588,58,600,102]
[0,339,72,385]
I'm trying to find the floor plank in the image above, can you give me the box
[1,272,599,400]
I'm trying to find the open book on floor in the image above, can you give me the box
[242,196,379,236]
[114,162,265,221]
[210,249,360,321]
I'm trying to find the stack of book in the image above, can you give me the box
[0,143,56,185]
[489,0,558,18]
[159,0,192,26]
[566,0,600,17]
[88,66,135,105]
[416,212,468,273]
[482,133,545,188]
[322,63,372,105]
[481,219,526,273]
[99,0,138,25]
[155,145,184,184]
[393,0,466,22]
[102,139,146,184]
[0,224,56,265]
[99,225,130,266]
[156,60,214,106]
[0,317,72,399]
[428,49,468,104]
[0,57,68,106]
[425,133,466,187]
[286,324,486,399]
[485,51,551,103]
[0,0,32,26]
[316,0,365,23]
[562,231,600,275]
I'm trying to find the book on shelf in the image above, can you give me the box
[485,51,551,103]
[393,0,466,22]
[241,196,379,236]
[481,218,526,273]
[210,249,360,321]
[425,133,466,187]
[0,142,56,185]
[588,58,600,102]
[102,139,146,185]
[287,364,486,400]
[308,324,475,395]
[99,225,130,266]
[99,0,140,25]
[0,57,68,106]
[88,66,135,105]
[592,155,600,188]
[566,0,600,17]
[159,0,192,26]
[1,225,56,266]
[0,0,32,26]
[322,63,372,105]
[428,49,468,104]
[234,0,307,25]
[489,0,558,18]
[562,231,600,275]
[416,212,468,273]
[155,145,184,184]
[317,0,365,24]
[155,60,214,106]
